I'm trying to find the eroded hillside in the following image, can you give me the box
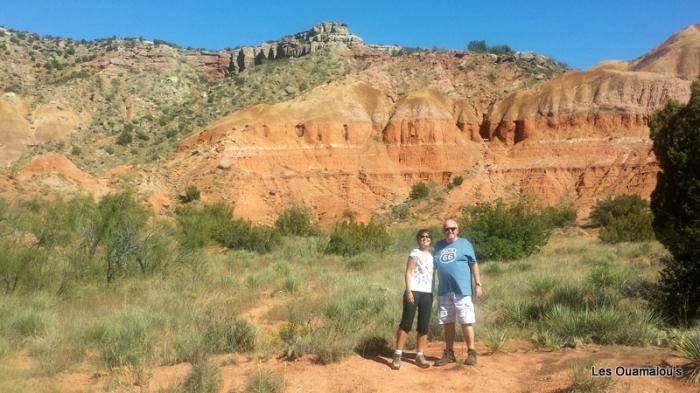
[1,22,697,223]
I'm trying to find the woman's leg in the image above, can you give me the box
[415,292,433,353]
[396,291,417,350]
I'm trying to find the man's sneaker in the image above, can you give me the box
[465,349,477,366]
[415,353,430,368]
[390,353,401,370]
[433,349,456,366]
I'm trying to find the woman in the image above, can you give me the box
[391,229,434,370]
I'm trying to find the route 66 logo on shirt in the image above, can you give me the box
[439,248,457,263]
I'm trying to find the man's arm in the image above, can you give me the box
[472,262,483,299]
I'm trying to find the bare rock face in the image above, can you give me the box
[630,24,700,80]
[483,68,691,144]
[231,22,363,72]
[0,94,33,166]
[0,94,84,167]
[171,82,480,223]
[471,29,696,219]
[0,154,110,201]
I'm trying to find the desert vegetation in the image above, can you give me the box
[0,191,698,391]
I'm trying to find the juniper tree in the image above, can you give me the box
[649,79,700,324]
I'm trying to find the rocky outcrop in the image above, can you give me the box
[230,22,363,72]
[183,50,233,80]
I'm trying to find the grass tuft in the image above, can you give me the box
[679,332,700,382]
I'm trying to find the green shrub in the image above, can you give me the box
[89,309,163,368]
[181,185,201,203]
[116,130,133,146]
[650,81,700,323]
[483,327,509,353]
[0,336,8,359]
[589,195,649,227]
[679,331,700,382]
[176,203,279,253]
[97,190,150,283]
[246,369,285,393]
[275,205,320,236]
[409,182,430,200]
[220,220,281,253]
[174,312,256,364]
[589,195,655,243]
[460,199,550,260]
[180,361,221,393]
[176,202,232,249]
[324,221,391,256]
[585,262,635,292]
[541,205,577,228]
[539,303,657,347]
[502,299,538,328]
[599,211,655,243]
[452,176,464,186]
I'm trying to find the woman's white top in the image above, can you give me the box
[408,248,434,293]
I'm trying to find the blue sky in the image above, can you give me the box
[1,0,698,70]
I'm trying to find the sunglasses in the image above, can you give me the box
[419,235,432,239]
[442,227,458,232]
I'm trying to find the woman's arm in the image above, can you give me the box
[405,256,416,304]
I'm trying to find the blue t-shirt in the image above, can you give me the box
[434,237,477,296]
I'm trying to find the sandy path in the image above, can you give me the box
[34,342,698,393]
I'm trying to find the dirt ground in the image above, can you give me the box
[34,341,696,393]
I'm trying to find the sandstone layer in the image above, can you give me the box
[168,82,481,222]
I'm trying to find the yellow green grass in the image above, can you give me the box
[0,228,696,391]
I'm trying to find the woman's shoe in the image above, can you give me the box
[415,353,430,368]
[390,353,401,370]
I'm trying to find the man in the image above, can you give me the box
[433,218,483,366]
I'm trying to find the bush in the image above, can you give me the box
[324,221,391,256]
[116,130,133,146]
[275,205,320,236]
[175,202,280,253]
[409,182,430,200]
[173,361,221,393]
[589,194,648,227]
[541,205,577,228]
[460,199,550,261]
[89,309,163,368]
[220,220,281,253]
[176,202,232,249]
[246,369,285,393]
[650,80,700,324]
[97,190,150,283]
[589,195,655,244]
[181,185,201,203]
[467,40,513,55]
[679,332,700,382]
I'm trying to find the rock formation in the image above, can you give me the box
[170,82,480,222]
[230,22,363,72]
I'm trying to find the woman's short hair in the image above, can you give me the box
[416,229,432,240]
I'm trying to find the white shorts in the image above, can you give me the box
[438,292,475,325]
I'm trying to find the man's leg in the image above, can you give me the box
[434,294,457,366]
[463,323,477,365]
[463,323,475,350]
[444,322,456,351]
